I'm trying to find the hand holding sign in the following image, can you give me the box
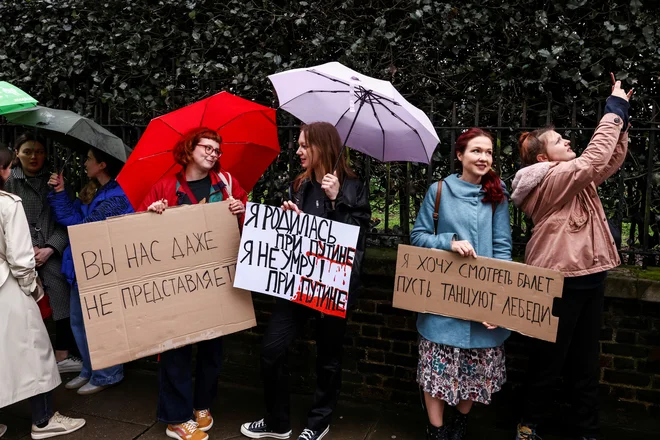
[147,199,168,214]
[451,239,477,258]
[228,196,245,216]
[281,200,302,215]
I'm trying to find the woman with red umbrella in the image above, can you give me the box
[139,127,247,440]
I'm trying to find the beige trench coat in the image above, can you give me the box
[0,191,60,408]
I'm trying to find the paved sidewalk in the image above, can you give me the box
[0,371,656,440]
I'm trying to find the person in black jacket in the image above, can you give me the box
[241,122,370,440]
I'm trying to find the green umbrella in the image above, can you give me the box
[4,106,131,162]
[0,81,37,115]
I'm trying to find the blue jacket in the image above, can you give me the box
[48,179,134,286]
[410,174,513,349]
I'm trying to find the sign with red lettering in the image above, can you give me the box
[234,202,360,318]
[393,245,564,342]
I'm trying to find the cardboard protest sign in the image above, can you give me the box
[393,245,564,342]
[68,201,256,370]
[233,202,360,318]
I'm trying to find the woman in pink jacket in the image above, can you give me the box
[510,76,632,440]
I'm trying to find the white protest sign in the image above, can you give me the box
[234,202,360,318]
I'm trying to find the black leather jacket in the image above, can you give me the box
[289,176,371,308]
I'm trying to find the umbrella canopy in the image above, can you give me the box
[4,106,130,162]
[116,91,280,209]
[0,81,37,115]
[268,61,440,164]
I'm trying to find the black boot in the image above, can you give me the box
[448,412,468,440]
[426,423,450,440]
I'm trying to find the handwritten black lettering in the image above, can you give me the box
[244,203,260,228]
[81,248,116,281]
[402,252,409,268]
[517,272,554,294]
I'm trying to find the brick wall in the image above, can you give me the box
[599,298,660,416]
[216,250,660,415]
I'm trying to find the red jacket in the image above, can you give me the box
[138,170,248,225]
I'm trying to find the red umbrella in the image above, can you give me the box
[117,91,280,209]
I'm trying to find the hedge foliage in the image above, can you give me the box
[2,0,658,121]
[2,0,659,248]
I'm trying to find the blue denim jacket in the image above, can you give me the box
[411,174,513,349]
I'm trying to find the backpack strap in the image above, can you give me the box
[217,171,232,196]
[432,179,498,235]
[433,180,443,235]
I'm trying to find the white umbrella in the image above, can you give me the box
[268,61,439,164]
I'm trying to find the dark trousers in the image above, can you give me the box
[157,338,223,424]
[263,299,347,433]
[54,317,78,355]
[521,281,605,438]
[30,391,53,426]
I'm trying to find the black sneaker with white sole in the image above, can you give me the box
[297,426,329,440]
[240,419,292,439]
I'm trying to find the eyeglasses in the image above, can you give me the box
[197,144,222,157]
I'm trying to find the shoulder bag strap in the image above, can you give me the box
[433,180,443,235]
[433,181,497,235]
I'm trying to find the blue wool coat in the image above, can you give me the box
[411,174,513,349]
[48,179,134,286]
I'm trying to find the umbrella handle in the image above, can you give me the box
[48,152,74,188]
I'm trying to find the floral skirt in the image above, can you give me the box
[417,336,506,406]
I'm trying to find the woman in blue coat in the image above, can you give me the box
[47,147,134,396]
[411,128,512,440]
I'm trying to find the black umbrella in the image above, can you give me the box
[4,106,131,162]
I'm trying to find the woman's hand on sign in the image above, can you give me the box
[48,172,65,193]
[321,171,340,201]
[482,321,498,330]
[451,240,477,258]
[228,196,245,216]
[147,199,168,214]
[281,200,302,215]
[610,72,634,101]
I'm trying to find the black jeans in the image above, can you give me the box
[157,337,223,424]
[263,299,348,433]
[521,279,605,438]
[30,391,53,426]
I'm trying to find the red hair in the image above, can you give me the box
[173,127,223,173]
[455,128,505,205]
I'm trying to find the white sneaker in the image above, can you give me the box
[0,423,7,437]
[56,356,83,374]
[31,412,85,439]
[64,375,88,390]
